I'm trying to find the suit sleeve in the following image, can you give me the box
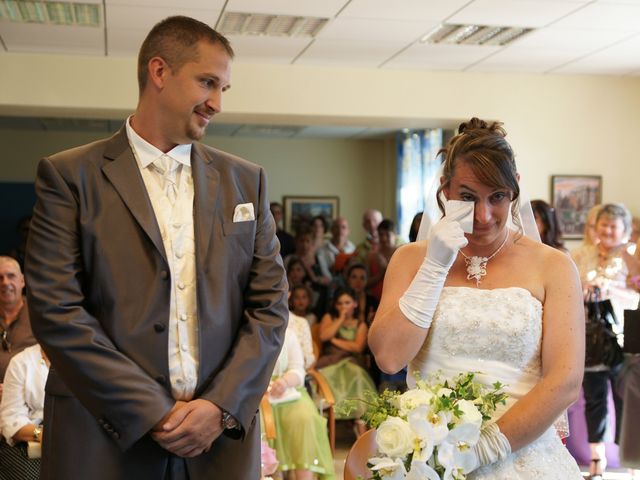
[198,167,289,433]
[25,158,175,451]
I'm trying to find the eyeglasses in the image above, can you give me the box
[1,329,10,352]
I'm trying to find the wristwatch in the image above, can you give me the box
[221,410,239,430]
[33,425,42,442]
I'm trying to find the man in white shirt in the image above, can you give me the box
[25,16,287,480]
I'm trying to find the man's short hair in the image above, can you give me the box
[0,256,21,272]
[137,15,234,93]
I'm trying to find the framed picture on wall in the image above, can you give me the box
[551,175,602,239]
[283,196,339,235]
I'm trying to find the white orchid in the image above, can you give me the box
[405,460,441,480]
[369,456,407,480]
[437,387,453,398]
[376,416,416,458]
[438,423,481,474]
[407,406,450,461]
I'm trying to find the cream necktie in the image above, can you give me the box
[154,154,179,204]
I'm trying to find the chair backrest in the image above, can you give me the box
[260,394,277,441]
[343,429,377,480]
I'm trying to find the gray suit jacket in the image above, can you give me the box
[25,127,288,479]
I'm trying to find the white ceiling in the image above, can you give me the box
[1,0,640,76]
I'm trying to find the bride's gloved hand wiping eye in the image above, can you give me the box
[399,209,469,329]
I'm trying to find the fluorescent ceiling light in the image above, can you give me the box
[420,23,532,46]
[219,11,328,38]
[0,0,101,26]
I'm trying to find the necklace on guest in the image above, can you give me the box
[459,231,510,286]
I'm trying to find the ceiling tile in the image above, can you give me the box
[552,32,640,74]
[468,45,582,72]
[295,38,406,67]
[0,22,104,55]
[383,43,501,71]
[513,25,635,52]
[223,0,348,18]
[450,0,586,28]
[338,0,469,22]
[553,2,640,29]
[225,35,310,63]
[106,5,221,31]
[317,17,437,43]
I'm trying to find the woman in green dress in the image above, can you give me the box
[265,328,335,480]
[316,287,376,436]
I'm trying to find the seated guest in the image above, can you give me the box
[310,215,329,255]
[289,284,318,327]
[270,202,296,258]
[0,256,37,400]
[365,219,398,300]
[287,307,315,370]
[317,217,355,279]
[316,288,376,436]
[266,328,335,480]
[344,264,378,328]
[285,227,331,316]
[354,209,383,264]
[0,344,49,480]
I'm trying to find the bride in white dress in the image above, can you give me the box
[369,118,584,478]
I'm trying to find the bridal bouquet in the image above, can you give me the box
[349,372,507,480]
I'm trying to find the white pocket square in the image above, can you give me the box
[233,203,255,222]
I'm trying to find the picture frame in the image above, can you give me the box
[283,196,339,235]
[550,175,602,239]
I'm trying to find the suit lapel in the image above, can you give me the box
[102,127,167,263]
[192,144,220,265]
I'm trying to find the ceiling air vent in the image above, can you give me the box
[0,0,101,27]
[219,11,328,38]
[420,23,532,46]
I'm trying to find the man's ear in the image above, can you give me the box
[147,56,170,90]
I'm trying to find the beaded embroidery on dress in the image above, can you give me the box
[408,287,582,479]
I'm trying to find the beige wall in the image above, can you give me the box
[0,127,396,244]
[1,51,640,221]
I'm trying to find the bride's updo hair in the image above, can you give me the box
[436,117,521,230]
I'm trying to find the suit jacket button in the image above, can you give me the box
[154,323,166,333]
[160,270,168,280]
[113,432,120,439]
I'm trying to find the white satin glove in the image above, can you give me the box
[471,423,512,470]
[399,211,468,329]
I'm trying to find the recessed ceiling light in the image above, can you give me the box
[0,1,101,27]
[219,11,328,38]
[420,23,532,46]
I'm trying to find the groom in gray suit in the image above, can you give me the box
[25,16,288,479]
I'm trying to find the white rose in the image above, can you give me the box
[376,416,415,458]
[455,399,483,427]
[437,387,453,398]
[398,389,435,416]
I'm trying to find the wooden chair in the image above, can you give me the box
[306,368,336,453]
[260,394,277,442]
[343,429,377,480]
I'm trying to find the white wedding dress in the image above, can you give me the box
[408,286,582,479]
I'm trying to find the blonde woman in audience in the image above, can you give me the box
[0,343,49,480]
[572,203,640,479]
[266,328,335,480]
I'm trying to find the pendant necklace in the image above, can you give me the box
[459,232,510,286]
